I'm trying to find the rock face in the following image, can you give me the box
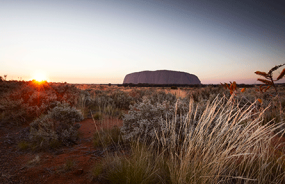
[123,70,201,85]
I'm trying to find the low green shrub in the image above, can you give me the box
[121,96,189,144]
[29,103,83,149]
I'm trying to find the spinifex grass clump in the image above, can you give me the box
[29,103,83,149]
[91,142,166,184]
[93,126,122,148]
[77,90,92,118]
[90,108,123,148]
[160,97,285,183]
[119,95,285,183]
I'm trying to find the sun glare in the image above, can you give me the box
[33,72,48,82]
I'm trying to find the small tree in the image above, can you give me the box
[255,64,285,95]
[255,64,285,122]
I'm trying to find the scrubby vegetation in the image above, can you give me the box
[118,95,285,183]
[29,102,83,149]
[89,65,285,184]
[0,80,79,125]
[1,66,285,183]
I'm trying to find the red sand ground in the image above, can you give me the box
[0,118,122,184]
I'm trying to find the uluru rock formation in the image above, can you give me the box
[123,70,201,85]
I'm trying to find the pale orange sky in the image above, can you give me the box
[1,0,285,84]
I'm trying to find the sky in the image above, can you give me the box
[1,0,285,84]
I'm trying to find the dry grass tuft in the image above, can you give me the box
[105,96,285,184]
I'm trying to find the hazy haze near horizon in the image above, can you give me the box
[1,0,285,84]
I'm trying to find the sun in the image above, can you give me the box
[32,72,48,82]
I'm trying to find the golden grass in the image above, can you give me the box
[94,95,285,183]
